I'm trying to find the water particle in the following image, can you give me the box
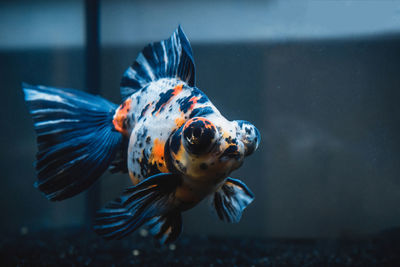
[20,226,29,235]
[132,249,140,256]
[139,228,148,237]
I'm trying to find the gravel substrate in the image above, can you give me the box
[1,227,400,266]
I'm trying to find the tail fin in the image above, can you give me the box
[22,83,123,201]
[120,25,196,100]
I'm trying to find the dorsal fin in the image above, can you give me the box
[120,26,196,100]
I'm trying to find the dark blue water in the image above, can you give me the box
[1,36,400,265]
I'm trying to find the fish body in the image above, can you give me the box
[23,26,260,243]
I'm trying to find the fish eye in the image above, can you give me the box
[183,117,217,155]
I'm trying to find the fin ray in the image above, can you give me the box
[146,211,182,244]
[93,173,182,240]
[212,177,254,223]
[120,26,195,100]
[23,83,123,201]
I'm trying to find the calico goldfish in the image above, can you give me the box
[23,26,260,244]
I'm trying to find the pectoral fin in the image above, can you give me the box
[212,178,254,223]
[93,173,181,240]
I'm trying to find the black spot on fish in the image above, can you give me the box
[153,89,175,115]
[225,136,237,145]
[139,150,149,177]
[148,162,160,176]
[140,128,148,139]
[164,137,179,174]
[220,145,240,160]
[245,127,252,135]
[170,128,182,154]
[178,95,194,113]
[197,95,208,104]
[189,106,214,119]
[140,103,151,119]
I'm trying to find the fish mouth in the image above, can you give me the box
[219,144,242,161]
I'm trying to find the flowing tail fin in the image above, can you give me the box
[22,83,123,201]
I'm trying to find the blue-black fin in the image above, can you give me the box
[109,138,129,173]
[120,25,195,100]
[22,83,123,201]
[146,210,182,244]
[93,173,182,240]
[212,178,254,223]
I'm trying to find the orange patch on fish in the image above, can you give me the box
[113,98,132,135]
[150,138,169,173]
[188,96,199,111]
[174,116,186,128]
[173,84,183,94]
[129,171,140,185]
[183,117,216,131]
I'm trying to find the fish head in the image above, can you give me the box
[167,116,260,182]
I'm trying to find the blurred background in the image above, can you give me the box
[1,0,400,240]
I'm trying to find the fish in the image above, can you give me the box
[22,26,260,244]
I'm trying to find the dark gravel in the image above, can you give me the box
[1,227,400,266]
